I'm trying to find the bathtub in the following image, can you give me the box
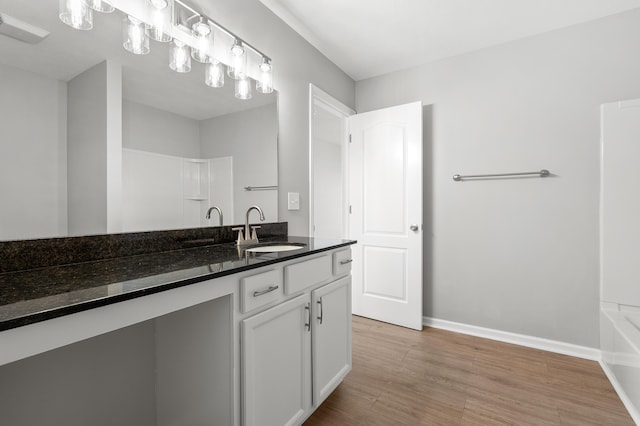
[601,304,640,424]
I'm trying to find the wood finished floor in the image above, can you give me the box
[304,315,634,426]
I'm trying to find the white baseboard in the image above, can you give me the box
[599,360,640,425]
[422,316,601,361]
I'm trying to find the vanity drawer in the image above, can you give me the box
[241,269,283,313]
[333,249,353,276]
[284,255,332,295]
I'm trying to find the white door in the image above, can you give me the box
[349,102,423,330]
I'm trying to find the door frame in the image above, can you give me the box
[308,84,355,238]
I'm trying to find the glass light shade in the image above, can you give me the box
[227,40,246,80]
[191,20,213,63]
[59,0,93,30]
[145,0,172,42]
[87,0,114,13]
[256,60,273,94]
[235,74,252,100]
[169,39,191,73]
[123,16,150,55]
[149,0,168,8]
[205,61,225,88]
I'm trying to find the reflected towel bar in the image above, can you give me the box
[244,185,278,191]
[452,169,550,181]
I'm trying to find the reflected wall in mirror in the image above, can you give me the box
[0,0,278,241]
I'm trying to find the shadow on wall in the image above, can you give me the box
[423,104,435,318]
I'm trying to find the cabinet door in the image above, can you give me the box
[242,294,312,426]
[312,276,352,405]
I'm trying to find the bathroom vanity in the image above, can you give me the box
[0,227,355,426]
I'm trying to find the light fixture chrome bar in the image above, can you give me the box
[174,0,270,61]
[244,185,278,191]
[452,169,550,181]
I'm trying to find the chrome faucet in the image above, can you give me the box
[205,206,223,226]
[233,205,265,246]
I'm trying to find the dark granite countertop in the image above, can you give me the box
[0,236,355,331]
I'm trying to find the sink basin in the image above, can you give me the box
[245,244,306,253]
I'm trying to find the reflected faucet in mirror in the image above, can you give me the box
[233,205,265,246]
[205,206,223,226]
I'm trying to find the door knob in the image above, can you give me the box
[410,224,420,232]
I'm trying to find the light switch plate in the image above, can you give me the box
[288,192,300,210]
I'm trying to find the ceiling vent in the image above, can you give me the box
[0,13,49,44]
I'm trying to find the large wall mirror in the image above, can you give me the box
[0,0,278,241]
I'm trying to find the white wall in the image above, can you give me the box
[201,103,278,225]
[123,100,201,158]
[356,9,640,347]
[67,60,122,236]
[190,0,355,235]
[601,100,640,307]
[122,149,186,232]
[0,63,67,240]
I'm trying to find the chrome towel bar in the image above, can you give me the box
[244,185,278,191]
[453,169,550,181]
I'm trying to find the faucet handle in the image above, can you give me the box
[250,226,261,242]
[232,227,244,244]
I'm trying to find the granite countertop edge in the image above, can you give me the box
[0,237,356,332]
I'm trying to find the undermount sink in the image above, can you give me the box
[245,243,306,253]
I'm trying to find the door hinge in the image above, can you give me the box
[349,205,352,214]
[348,134,352,143]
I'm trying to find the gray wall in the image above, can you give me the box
[123,100,201,158]
[200,103,278,224]
[0,63,67,240]
[356,9,640,347]
[190,0,356,236]
[0,321,156,426]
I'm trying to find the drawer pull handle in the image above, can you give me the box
[340,259,353,265]
[253,285,279,297]
[317,297,324,325]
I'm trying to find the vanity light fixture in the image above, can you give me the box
[146,0,172,43]
[59,0,274,97]
[123,15,150,55]
[227,39,246,80]
[169,38,191,72]
[87,0,115,14]
[191,18,213,63]
[235,73,252,100]
[205,60,225,88]
[256,57,273,94]
[59,0,93,30]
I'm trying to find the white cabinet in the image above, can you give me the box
[312,276,352,405]
[241,251,352,426]
[241,294,312,426]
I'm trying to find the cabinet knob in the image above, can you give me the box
[410,224,420,232]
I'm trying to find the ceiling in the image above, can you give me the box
[259,0,640,81]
